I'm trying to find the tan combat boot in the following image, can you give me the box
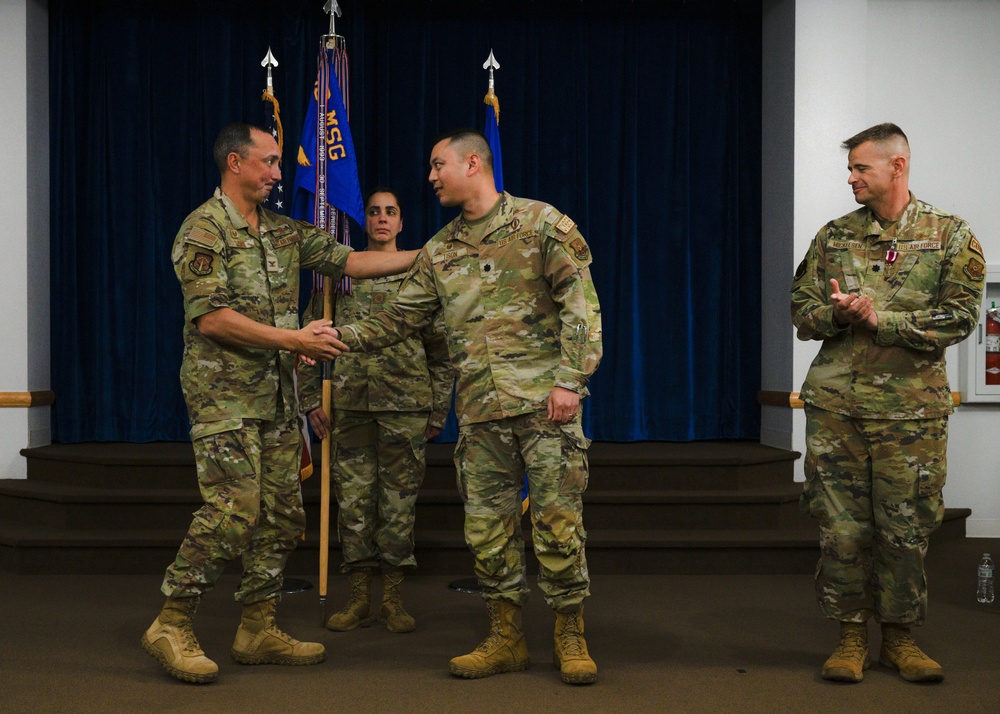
[325,571,372,631]
[449,600,530,679]
[231,598,326,666]
[141,597,219,684]
[553,605,598,684]
[821,621,870,682]
[879,624,944,682]
[381,569,416,633]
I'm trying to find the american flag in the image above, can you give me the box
[261,84,286,215]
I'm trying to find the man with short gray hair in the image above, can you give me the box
[142,123,417,684]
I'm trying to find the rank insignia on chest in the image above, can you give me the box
[189,252,214,276]
[555,214,576,235]
[372,292,386,304]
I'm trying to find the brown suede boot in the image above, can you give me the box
[449,600,530,679]
[381,570,416,633]
[231,598,326,666]
[325,571,373,632]
[553,606,598,684]
[821,621,870,682]
[879,624,944,682]
[141,597,219,684]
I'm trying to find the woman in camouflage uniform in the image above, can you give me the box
[300,188,452,634]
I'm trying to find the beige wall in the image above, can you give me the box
[763,0,1000,536]
[0,0,49,480]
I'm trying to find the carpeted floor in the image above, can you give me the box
[2,536,999,714]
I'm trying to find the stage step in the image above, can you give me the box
[0,441,971,575]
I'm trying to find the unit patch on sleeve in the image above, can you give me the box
[964,257,985,282]
[189,252,214,276]
[569,237,590,262]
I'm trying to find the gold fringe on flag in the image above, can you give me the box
[262,89,284,153]
[483,88,500,125]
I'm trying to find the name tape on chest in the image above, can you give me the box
[269,229,301,248]
[496,230,536,248]
[432,245,470,264]
[828,239,940,251]
[827,240,865,250]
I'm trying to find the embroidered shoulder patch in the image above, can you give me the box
[555,214,576,235]
[970,236,985,258]
[187,227,221,249]
[569,237,590,262]
[189,252,214,276]
[964,257,985,281]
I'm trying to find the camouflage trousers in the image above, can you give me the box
[802,405,947,625]
[332,409,428,573]
[161,414,305,604]
[454,409,591,611]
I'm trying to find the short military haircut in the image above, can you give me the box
[841,123,909,152]
[213,122,269,174]
[365,185,403,216]
[433,127,494,173]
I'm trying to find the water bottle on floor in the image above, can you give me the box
[977,553,995,604]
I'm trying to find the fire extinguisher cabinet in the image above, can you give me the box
[959,264,1000,402]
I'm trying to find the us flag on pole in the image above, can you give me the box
[261,49,313,481]
[261,87,286,214]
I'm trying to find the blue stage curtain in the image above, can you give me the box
[49,0,761,443]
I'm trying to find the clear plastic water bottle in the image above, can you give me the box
[977,553,995,604]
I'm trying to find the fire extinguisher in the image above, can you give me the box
[986,301,1000,385]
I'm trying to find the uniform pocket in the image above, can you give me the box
[558,422,590,494]
[453,431,469,503]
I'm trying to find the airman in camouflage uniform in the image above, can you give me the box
[327,130,603,684]
[142,124,417,685]
[299,188,453,634]
[791,123,984,684]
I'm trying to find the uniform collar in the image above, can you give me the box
[452,191,516,246]
[864,191,918,242]
[214,187,268,234]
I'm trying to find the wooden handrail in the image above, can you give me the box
[757,390,960,408]
[0,390,55,407]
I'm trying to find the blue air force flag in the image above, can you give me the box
[484,101,504,193]
[291,49,364,227]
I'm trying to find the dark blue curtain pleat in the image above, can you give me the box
[49,0,761,443]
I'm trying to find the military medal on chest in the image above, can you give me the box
[883,236,899,279]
